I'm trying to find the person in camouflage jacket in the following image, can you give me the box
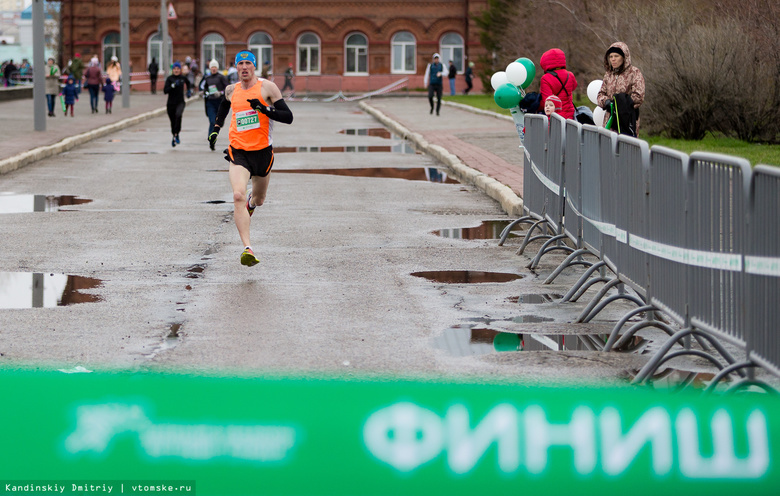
[596,42,645,130]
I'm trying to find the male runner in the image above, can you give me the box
[208,51,293,267]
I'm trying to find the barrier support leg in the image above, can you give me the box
[544,248,594,284]
[515,219,550,255]
[498,216,534,246]
[603,305,655,351]
[562,261,607,302]
[575,279,623,322]
[528,234,574,269]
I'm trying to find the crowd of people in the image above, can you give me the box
[423,42,645,137]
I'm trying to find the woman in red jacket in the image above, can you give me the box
[539,48,578,120]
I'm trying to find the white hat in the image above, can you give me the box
[111,55,118,62]
[432,52,440,59]
[209,59,219,69]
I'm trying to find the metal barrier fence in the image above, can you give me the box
[646,147,690,326]
[580,125,603,258]
[614,135,650,296]
[522,114,548,222]
[563,120,583,250]
[517,113,780,382]
[545,113,566,234]
[686,153,751,348]
[747,165,780,376]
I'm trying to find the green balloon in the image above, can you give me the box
[494,83,521,109]
[516,57,536,89]
[493,332,521,352]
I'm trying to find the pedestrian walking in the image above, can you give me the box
[282,64,294,95]
[207,50,293,267]
[83,59,103,113]
[103,77,116,113]
[447,60,457,96]
[464,61,474,95]
[227,61,238,84]
[66,53,84,96]
[423,53,444,115]
[62,76,78,117]
[106,56,122,92]
[164,61,193,147]
[596,41,645,136]
[201,59,229,150]
[45,57,61,117]
[3,59,17,87]
[148,57,159,94]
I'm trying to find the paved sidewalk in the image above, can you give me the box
[0,92,168,163]
[362,97,524,215]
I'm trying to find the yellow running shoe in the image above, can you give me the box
[240,247,260,267]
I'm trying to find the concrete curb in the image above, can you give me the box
[359,100,524,217]
[0,107,165,175]
[0,96,200,176]
[443,100,515,123]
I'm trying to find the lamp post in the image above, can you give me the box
[32,0,46,131]
[120,0,130,107]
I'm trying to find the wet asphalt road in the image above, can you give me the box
[0,100,652,383]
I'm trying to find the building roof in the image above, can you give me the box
[20,1,57,20]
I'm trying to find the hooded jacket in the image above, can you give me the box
[596,42,645,125]
[539,48,578,120]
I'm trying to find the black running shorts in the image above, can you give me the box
[224,145,274,177]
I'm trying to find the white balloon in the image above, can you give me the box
[505,62,527,87]
[490,71,509,90]
[593,106,606,128]
[587,79,603,105]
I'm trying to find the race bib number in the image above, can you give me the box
[207,86,218,95]
[235,109,260,132]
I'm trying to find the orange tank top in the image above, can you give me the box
[229,80,273,151]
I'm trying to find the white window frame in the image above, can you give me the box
[248,32,273,72]
[344,32,368,75]
[201,33,225,72]
[102,32,121,66]
[297,32,320,75]
[391,31,416,74]
[147,32,173,70]
[440,32,465,73]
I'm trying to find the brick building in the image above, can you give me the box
[59,0,487,93]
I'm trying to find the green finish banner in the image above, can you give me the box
[0,369,777,495]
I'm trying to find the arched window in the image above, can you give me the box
[147,32,173,70]
[248,32,273,70]
[102,32,121,66]
[440,32,464,73]
[391,31,416,74]
[202,33,225,70]
[297,32,320,75]
[345,33,368,74]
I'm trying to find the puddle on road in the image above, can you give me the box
[0,272,102,309]
[434,324,644,356]
[276,167,460,184]
[507,293,563,304]
[0,194,92,214]
[432,220,525,240]
[433,325,584,356]
[411,270,523,283]
[338,128,393,139]
[274,143,418,154]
